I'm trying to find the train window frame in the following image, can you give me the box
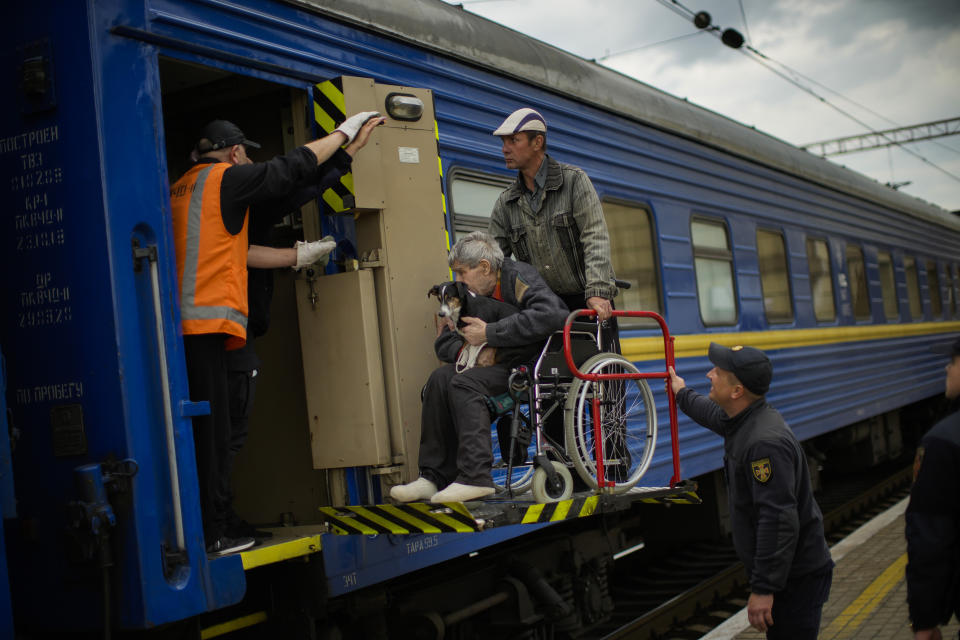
[601,198,663,328]
[447,168,513,242]
[756,227,794,324]
[844,243,871,322]
[691,216,738,327]
[805,236,837,323]
[876,250,899,321]
[903,255,923,321]
[926,260,943,319]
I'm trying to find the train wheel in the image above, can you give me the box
[563,353,657,493]
[531,460,573,503]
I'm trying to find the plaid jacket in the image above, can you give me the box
[489,155,616,300]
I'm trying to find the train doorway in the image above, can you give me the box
[158,58,330,527]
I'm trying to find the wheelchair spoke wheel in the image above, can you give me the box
[563,353,657,493]
[531,460,573,503]
[492,462,535,495]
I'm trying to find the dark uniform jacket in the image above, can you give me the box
[434,259,568,365]
[222,147,353,371]
[906,405,960,630]
[676,388,833,594]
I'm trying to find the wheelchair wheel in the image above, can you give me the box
[563,353,657,493]
[531,460,573,503]
[492,464,535,495]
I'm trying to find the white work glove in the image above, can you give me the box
[335,111,380,144]
[294,237,336,270]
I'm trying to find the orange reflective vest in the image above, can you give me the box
[170,163,249,350]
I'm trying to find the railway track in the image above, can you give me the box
[596,464,914,640]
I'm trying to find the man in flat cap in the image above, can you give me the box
[488,108,617,331]
[170,111,383,555]
[488,108,620,456]
[668,344,833,639]
[906,336,960,639]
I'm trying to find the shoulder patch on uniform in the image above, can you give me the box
[751,458,772,483]
[912,446,925,483]
[515,277,529,303]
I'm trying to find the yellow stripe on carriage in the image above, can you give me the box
[622,321,960,362]
[240,534,323,570]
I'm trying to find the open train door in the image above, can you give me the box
[294,77,449,504]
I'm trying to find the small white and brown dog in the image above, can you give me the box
[427,281,521,369]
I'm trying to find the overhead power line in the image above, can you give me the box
[647,0,960,186]
[802,118,960,157]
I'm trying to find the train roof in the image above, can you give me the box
[290,0,959,231]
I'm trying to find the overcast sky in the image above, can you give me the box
[443,0,960,212]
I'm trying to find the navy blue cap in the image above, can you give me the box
[708,342,773,396]
[197,120,261,152]
[931,336,960,358]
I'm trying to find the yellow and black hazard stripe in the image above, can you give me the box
[319,502,481,535]
[433,118,451,257]
[518,495,601,524]
[636,490,701,505]
[313,77,355,212]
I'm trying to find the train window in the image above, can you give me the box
[927,261,943,318]
[904,256,922,320]
[449,171,512,241]
[691,218,737,325]
[603,201,662,326]
[757,229,793,323]
[877,251,899,320]
[844,245,871,321]
[805,238,836,322]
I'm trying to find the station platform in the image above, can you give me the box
[703,497,960,639]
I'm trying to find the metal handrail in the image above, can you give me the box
[142,246,186,550]
[562,310,681,487]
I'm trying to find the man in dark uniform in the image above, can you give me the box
[906,336,960,640]
[668,343,833,638]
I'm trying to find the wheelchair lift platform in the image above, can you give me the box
[318,480,700,535]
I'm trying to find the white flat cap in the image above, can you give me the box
[492,108,547,136]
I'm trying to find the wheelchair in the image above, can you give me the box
[488,308,680,503]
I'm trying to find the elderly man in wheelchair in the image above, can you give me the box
[389,231,568,504]
[391,231,661,504]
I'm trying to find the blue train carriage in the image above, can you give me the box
[1,0,958,638]
[0,0,696,637]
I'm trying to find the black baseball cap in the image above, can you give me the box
[708,342,773,396]
[931,336,960,358]
[197,120,261,152]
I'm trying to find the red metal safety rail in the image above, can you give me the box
[562,310,681,488]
